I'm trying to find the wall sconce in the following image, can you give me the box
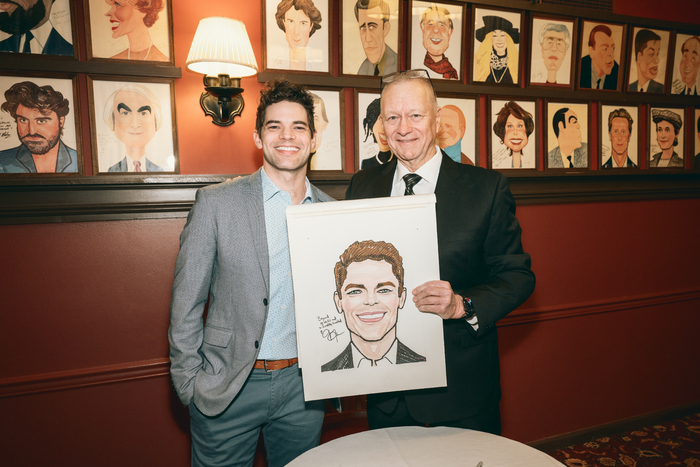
[186,17,258,126]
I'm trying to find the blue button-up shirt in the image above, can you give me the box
[257,168,313,359]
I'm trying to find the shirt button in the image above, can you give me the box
[263,298,268,306]
[255,341,259,348]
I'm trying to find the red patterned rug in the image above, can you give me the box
[548,412,700,466]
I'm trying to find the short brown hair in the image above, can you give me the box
[255,78,315,136]
[275,0,322,36]
[334,240,404,297]
[1,81,69,121]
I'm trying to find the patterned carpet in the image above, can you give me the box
[548,412,700,466]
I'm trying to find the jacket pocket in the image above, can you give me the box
[201,325,233,375]
[203,324,233,347]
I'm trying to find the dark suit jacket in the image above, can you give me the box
[345,152,535,425]
[602,155,637,168]
[321,340,426,372]
[628,79,664,93]
[580,55,619,90]
[0,28,73,56]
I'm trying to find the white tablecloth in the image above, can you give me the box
[288,426,562,466]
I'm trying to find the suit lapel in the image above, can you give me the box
[242,170,270,290]
[376,159,397,197]
[16,145,37,172]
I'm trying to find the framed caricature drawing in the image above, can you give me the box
[545,100,590,170]
[489,98,537,170]
[263,0,330,73]
[529,16,576,88]
[0,74,82,175]
[578,20,625,91]
[649,107,684,169]
[626,26,671,94]
[88,77,178,174]
[600,104,640,169]
[355,89,390,170]
[85,0,174,63]
[307,87,345,172]
[341,0,401,77]
[408,1,464,81]
[471,6,522,85]
[670,34,700,95]
[436,94,477,166]
[0,0,75,57]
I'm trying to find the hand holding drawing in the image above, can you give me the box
[412,280,465,320]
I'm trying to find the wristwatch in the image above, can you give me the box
[462,296,476,321]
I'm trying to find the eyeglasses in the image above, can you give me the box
[380,69,436,98]
[542,36,567,52]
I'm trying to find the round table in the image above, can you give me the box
[288,426,562,466]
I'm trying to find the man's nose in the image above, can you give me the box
[364,291,379,305]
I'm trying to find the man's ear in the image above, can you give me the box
[59,116,65,129]
[558,121,565,134]
[398,287,407,309]
[383,20,391,37]
[334,291,343,314]
[253,130,263,149]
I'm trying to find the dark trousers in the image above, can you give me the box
[367,395,502,435]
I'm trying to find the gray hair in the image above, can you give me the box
[539,22,571,50]
[103,84,163,131]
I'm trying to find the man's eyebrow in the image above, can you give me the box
[360,21,380,28]
[344,283,367,291]
[117,103,132,112]
[568,116,577,123]
[137,105,152,113]
[376,281,397,289]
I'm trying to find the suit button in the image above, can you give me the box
[263,298,268,306]
[255,341,259,348]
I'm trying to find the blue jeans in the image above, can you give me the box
[189,364,324,467]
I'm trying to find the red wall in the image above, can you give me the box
[1,1,699,465]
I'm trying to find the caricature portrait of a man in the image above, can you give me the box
[0,0,72,55]
[102,83,165,172]
[360,97,393,169]
[419,4,457,80]
[273,0,322,71]
[580,24,618,90]
[548,107,587,168]
[322,240,426,372]
[354,0,397,76]
[603,108,637,168]
[0,81,78,173]
[672,35,700,95]
[535,22,570,85]
[650,109,683,168]
[628,29,663,93]
[437,105,473,165]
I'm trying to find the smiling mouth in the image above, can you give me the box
[110,20,120,30]
[357,312,386,323]
[509,139,523,145]
[430,38,442,44]
[275,145,300,153]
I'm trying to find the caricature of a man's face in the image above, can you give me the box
[558,109,582,150]
[637,40,660,82]
[283,6,312,50]
[420,8,452,59]
[113,90,157,154]
[590,31,616,77]
[541,29,567,72]
[358,6,389,65]
[609,117,631,156]
[679,38,700,87]
[334,259,406,343]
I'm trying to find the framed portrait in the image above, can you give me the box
[88,76,178,174]
[577,20,626,91]
[436,94,477,166]
[488,98,537,170]
[648,107,685,169]
[341,0,401,77]
[670,33,700,95]
[355,89,388,170]
[544,100,590,170]
[307,87,346,173]
[471,6,523,86]
[84,0,174,64]
[695,109,700,169]
[599,103,640,169]
[408,1,465,82]
[626,27,671,94]
[528,16,576,88]
[0,74,82,175]
[262,0,331,74]
[0,0,76,57]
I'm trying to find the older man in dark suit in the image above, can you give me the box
[345,70,535,433]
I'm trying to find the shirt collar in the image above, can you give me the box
[261,167,313,204]
[351,339,398,368]
[394,145,442,186]
[31,20,55,51]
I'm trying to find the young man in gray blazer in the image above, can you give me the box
[169,79,334,467]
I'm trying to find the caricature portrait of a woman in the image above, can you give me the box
[491,101,535,169]
[474,15,520,84]
[104,0,168,61]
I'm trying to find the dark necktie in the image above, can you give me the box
[403,173,422,195]
[567,156,574,168]
[374,64,380,76]
[596,78,601,89]
[22,31,33,54]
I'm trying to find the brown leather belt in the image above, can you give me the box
[253,358,298,371]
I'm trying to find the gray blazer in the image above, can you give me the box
[358,45,398,75]
[168,169,334,416]
[548,143,588,168]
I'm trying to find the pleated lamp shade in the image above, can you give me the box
[186,17,258,78]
